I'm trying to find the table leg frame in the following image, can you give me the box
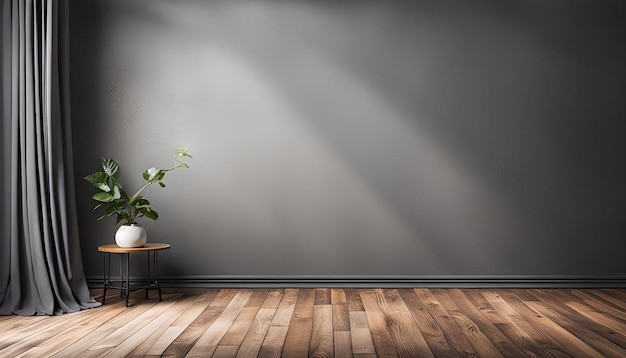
[102,251,163,307]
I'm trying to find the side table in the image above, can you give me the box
[98,243,170,307]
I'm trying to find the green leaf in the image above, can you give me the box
[145,167,159,181]
[112,167,120,181]
[101,157,119,177]
[83,171,105,185]
[143,209,158,221]
[104,203,119,216]
[92,192,115,202]
[120,190,130,202]
[158,181,166,188]
[134,198,150,207]
[84,172,110,191]
[112,185,121,200]
[115,210,134,225]
[175,147,192,158]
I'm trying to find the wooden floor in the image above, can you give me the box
[0,288,624,357]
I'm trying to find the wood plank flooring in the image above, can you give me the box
[0,288,624,357]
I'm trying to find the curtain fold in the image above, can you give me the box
[0,0,100,315]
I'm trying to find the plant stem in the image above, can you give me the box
[128,181,154,205]
[127,162,186,205]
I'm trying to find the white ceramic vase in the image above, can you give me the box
[115,224,147,248]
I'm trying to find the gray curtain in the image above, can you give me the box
[0,0,100,315]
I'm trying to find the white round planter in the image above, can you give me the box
[115,224,147,248]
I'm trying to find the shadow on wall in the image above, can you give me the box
[70,0,110,275]
[70,0,626,278]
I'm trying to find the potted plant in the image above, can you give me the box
[84,147,191,247]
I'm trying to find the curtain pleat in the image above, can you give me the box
[0,0,100,316]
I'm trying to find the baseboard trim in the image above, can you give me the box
[86,275,626,288]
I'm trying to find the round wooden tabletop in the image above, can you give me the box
[98,243,170,253]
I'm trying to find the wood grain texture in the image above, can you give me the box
[358,289,399,356]
[331,289,351,333]
[349,311,376,355]
[281,289,315,357]
[0,288,623,357]
[594,289,626,310]
[430,288,503,357]
[257,288,298,358]
[462,289,553,358]
[186,290,254,357]
[530,288,626,348]
[499,290,604,358]
[447,289,527,357]
[334,331,352,358]
[414,288,478,356]
[97,243,170,253]
[481,290,572,357]
[162,289,237,357]
[310,305,334,357]
[569,289,626,321]
[524,297,626,357]
[381,289,435,357]
[236,308,276,358]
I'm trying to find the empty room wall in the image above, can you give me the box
[69,0,625,284]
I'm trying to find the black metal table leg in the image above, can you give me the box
[155,251,162,301]
[125,253,130,307]
[119,254,124,298]
[98,243,170,307]
[102,252,109,305]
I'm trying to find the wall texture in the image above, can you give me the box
[69,0,626,285]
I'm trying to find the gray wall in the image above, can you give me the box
[70,0,626,283]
